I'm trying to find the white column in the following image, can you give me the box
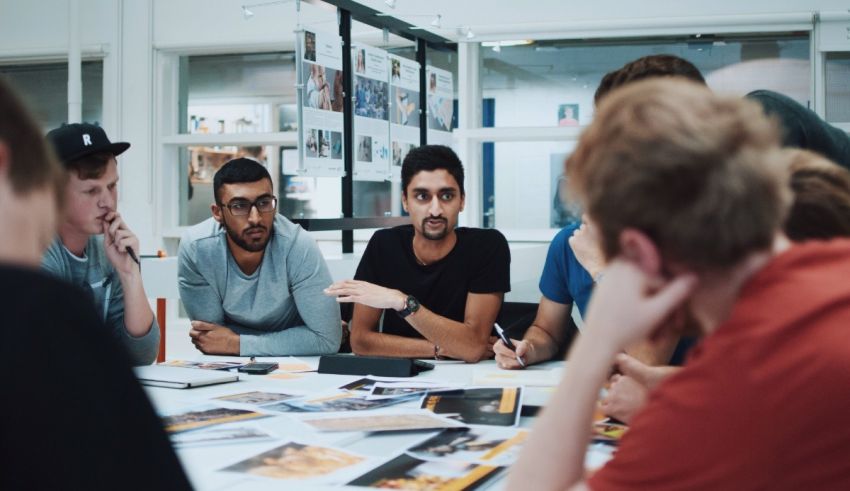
[116,0,156,252]
[456,41,482,227]
[67,0,82,123]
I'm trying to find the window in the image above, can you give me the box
[479,33,810,230]
[0,60,103,129]
[825,52,850,124]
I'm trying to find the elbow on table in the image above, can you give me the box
[458,343,490,364]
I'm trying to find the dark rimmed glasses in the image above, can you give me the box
[222,196,277,216]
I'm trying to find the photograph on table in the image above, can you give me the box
[421,387,522,427]
[303,62,343,112]
[160,405,269,434]
[161,360,246,371]
[391,86,420,127]
[369,382,459,400]
[281,390,420,412]
[222,441,366,481]
[591,420,628,445]
[213,391,298,406]
[171,425,274,448]
[354,76,389,120]
[299,410,464,433]
[406,427,529,466]
[348,453,502,490]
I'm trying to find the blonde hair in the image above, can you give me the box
[568,78,790,271]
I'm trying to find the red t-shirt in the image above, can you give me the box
[589,240,850,490]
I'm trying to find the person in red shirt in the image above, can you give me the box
[508,79,850,490]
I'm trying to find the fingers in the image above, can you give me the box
[514,339,529,358]
[614,354,650,384]
[191,320,216,331]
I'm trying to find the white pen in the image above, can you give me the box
[494,322,525,368]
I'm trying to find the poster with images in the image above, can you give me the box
[406,427,529,467]
[221,441,367,482]
[421,387,522,427]
[426,65,454,146]
[352,43,391,182]
[389,54,420,182]
[300,29,345,177]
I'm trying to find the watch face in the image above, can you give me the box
[406,296,420,311]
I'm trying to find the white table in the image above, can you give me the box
[144,356,564,491]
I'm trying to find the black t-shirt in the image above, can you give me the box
[747,89,850,169]
[354,225,511,338]
[0,265,191,491]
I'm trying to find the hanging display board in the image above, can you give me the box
[388,54,421,182]
[351,43,392,182]
[298,29,345,177]
[426,65,454,147]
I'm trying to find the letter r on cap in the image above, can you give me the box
[82,134,92,146]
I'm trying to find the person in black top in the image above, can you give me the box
[325,145,510,362]
[0,77,191,490]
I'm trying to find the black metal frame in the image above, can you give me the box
[294,1,456,253]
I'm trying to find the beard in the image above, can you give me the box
[223,217,271,252]
[421,217,449,241]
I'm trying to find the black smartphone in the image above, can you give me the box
[237,362,279,375]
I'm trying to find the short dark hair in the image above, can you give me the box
[401,145,465,196]
[67,152,113,180]
[785,149,850,241]
[213,157,272,203]
[595,55,706,105]
[0,76,65,200]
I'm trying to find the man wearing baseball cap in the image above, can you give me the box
[43,123,159,365]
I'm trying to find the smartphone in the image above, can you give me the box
[237,362,279,375]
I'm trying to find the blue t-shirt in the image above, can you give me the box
[539,224,594,317]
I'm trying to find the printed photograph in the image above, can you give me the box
[303,31,316,62]
[421,387,522,427]
[301,412,463,433]
[354,75,389,120]
[171,426,273,447]
[319,129,332,158]
[223,441,365,480]
[282,391,417,412]
[557,103,579,127]
[306,129,318,157]
[407,427,528,466]
[391,87,420,127]
[426,72,453,132]
[331,131,343,159]
[161,405,268,434]
[392,141,416,167]
[214,391,297,405]
[304,61,343,112]
[357,135,373,162]
[349,453,501,490]
[161,360,245,371]
[391,58,401,84]
[355,48,366,74]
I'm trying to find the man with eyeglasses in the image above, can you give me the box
[178,158,341,356]
[43,123,160,366]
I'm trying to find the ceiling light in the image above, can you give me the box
[242,6,254,19]
[492,45,501,52]
[466,28,475,39]
[385,0,397,8]
[481,39,533,47]
[431,14,441,28]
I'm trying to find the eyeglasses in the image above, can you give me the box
[222,196,277,216]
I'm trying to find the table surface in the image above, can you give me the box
[144,356,577,491]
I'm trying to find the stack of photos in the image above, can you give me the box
[421,387,523,427]
[348,454,502,490]
[221,441,366,482]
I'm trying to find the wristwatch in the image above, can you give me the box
[398,294,421,318]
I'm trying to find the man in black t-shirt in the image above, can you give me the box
[325,145,510,362]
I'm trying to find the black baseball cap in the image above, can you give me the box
[46,123,130,165]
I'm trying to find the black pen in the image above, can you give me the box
[494,322,525,367]
[126,247,140,266]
